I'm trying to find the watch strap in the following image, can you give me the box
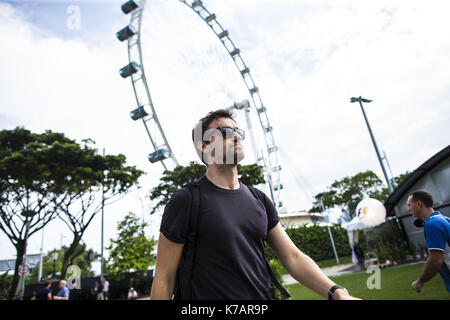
[328,285,344,300]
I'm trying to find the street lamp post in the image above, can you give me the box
[350,96,393,194]
[38,227,45,283]
[52,251,58,278]
[19,210,36,300]
[317,195,340,265]
[101,148,105,282]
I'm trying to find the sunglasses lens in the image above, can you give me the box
[236,129,245,140]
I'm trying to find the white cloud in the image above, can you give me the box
[1,0,450,260]
[0,2,161,260]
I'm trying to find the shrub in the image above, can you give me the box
[268,259,288,300]
[275,224,352,262]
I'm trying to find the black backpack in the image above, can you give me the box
[173,180,290,300]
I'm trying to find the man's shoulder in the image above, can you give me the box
[424,213,450,234]
[244,184,273,204]
[427,213,450,227]
[243,183,264,197]
[171,186,193,200]
[175,177,206,194]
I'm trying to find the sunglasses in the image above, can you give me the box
[203,126,245,142]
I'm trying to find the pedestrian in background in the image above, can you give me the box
[93,280,104,300]
[128,287,137,300]
[102,276,110,300]
[35,281,53,300]
[53,280,70,300]
[408,190,450,293]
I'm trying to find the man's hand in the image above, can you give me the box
[333,289,361,300]
[267,223,362,300]
[410,250,443,293]
[411,279,423,293]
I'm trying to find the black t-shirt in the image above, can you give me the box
[160,175,280,300]
[36,287,52,300]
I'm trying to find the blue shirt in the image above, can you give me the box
[56,286,70,299]
[423,211,450,292]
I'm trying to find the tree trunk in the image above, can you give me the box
[60,234,82,279]
[8,241,25,300]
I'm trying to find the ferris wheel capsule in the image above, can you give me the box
[116,25,136,42]
[121,0,139,14]
[119,62,140,78]
[130,106,149,121]
[148,149,171,163]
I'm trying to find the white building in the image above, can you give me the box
[278,208,325,228]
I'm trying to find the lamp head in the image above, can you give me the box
[350,97,373,103]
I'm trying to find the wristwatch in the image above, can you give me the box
[328,285,348,300]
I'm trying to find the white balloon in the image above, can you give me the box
[356,198,386,227]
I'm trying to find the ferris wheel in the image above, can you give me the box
[116,0,284,207]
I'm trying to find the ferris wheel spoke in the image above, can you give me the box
[116,0,283,206]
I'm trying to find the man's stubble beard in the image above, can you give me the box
[224,146,245,165]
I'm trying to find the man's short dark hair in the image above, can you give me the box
[409,190,434,208]
[191,109,236,165]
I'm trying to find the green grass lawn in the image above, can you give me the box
[286,262,450,300]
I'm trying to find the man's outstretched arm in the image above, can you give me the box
[411,250,443,292]
[267,223,360,300]
[150,232,184,300]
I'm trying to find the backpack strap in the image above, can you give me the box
[177,181,202,300]
[247,185,291,299]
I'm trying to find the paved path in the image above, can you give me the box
[282,263,355,285]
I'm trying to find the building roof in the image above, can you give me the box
[278,211,324,219]
[384,145,450,215]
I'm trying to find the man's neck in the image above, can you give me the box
[205,164,240,190]
[421,208,435,221]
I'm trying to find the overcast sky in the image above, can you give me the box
[1,0,449,263]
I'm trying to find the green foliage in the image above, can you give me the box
[149,161,206,214]
[289,224,352,261]
[106,212,156,280]
[0,271,12,299]
[309,170,385,217]
[30,247,99,283]
[266,224,352,262]
[237,163,266,186]
[362,220,408,262]
[267,259,289,300]
[149,161,265,213]
[309,170,411,218]
[0,127,143,297]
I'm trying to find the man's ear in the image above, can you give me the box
[196,140,209,153]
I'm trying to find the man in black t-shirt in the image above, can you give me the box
[35,281,52,300]
[150,109,359,300]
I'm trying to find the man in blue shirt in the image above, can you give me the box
[407,190,450,293]
[53,280,70,300]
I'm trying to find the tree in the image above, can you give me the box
[0,127,143,298]
[105,212,156,279]
[0,127,79,299]
[309,170,411,218]
[30,246,99,283]
[149,161,265,213]
[55,139,143,279]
